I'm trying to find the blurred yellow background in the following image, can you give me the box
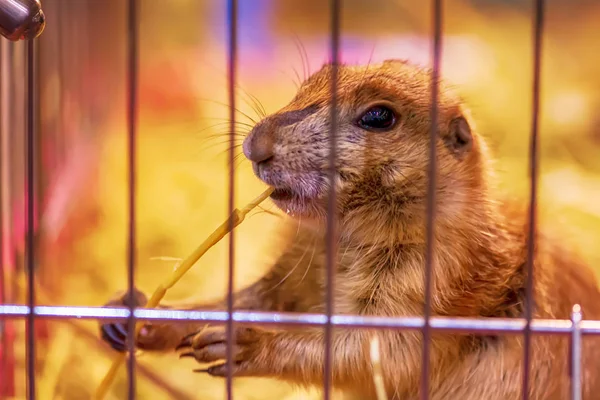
[2,0,600,399]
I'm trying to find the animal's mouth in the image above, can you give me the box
[266,183,324,218]
[252,161,326,217]
[270,187,298,201]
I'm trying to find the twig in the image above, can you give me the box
[38,325,72,400]
[94,187,274,399]
[370,335,388,400]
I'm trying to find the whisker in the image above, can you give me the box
[396,171,422,195]
[196,124,249,136]
[242,89,268,119]
[200,141,242,154]
[361,43,377,83]
[196,124,250,137]
[298,37,311,78]
[195,97,259,124]
[231,76,268,120]
[291,34,307,81]
[213,144,244,157]
[253,205,281,219]
[236,86,267,121]
[288,66,302,89]
[191,63,265,122]
[199,118,256,129]
[195,130,246,149]
[233,156,247,170]
[197,138,243,151]
[296,235,318,288]
[233,151,246,161]
[292,33,311,80]
[249,209,282,220]
[201,133,246,143]
[264,237,313,293]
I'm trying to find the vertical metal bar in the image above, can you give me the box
[570,304,582,400]
[25,38,37,400]
[225,0,238,399]
[125,0,139,398]
[0,40,8,400]
[56,0,65,162]
[522,1,544,399]
[421,1,442,399]
[0,37,15,400]
[324,1,340,399]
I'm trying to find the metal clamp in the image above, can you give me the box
[0,0,45,41]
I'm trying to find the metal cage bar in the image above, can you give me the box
[0,36,22,400]
[25,37,37,400]
[571,305,583,400]
[225,0,238,399]
[421,1,442,398]
[523,1,545,399]
[125,0,140,398]
[4,305,600,336]
[324,1,341,399]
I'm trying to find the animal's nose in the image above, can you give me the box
[243,126,275,164]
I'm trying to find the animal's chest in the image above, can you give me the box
[333,262,406,315]
[328,245,423,315]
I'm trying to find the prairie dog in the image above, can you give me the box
[100,59,600,399]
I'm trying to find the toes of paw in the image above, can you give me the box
[101,323,129,352]
[190,327,227,349]
[194,362,238,377]
[189,326,258,348]
[176,330,198,351]
[175,341,191,352]
[206,363,230,377]
[179,343,232,364]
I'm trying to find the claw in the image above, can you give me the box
[176,329,202,351]
[181,330,198,342]
[193,368,210,373]
[204,362,231,377]
[114,322,129,338]
[179,351,195,359]
[175,340,191,351]
[101,324,126,352]
[193,362,227,375]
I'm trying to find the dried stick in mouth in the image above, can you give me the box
[94,187,274,400]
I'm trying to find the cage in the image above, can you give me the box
[1,0,600,399]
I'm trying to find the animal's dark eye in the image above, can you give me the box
[357,106,397,131]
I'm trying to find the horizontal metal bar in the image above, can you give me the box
[2,305,600,335]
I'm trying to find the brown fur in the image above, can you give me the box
[101,59,600,399]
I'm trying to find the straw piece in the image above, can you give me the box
[38,325,72,400]
[94,187,274,399]
[370,334,388,400]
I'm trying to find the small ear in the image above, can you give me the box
[445,117,473,156]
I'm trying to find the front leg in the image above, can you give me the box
[99,277,281,354]
[100,226,324,353]
[176,325,421,394]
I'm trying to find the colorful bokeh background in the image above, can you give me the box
[1,0,600,399]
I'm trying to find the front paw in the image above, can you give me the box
[176,325,273,377]
[101,319,168,352]
[99,288,160,352]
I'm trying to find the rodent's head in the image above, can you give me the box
[243,59,492,244]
